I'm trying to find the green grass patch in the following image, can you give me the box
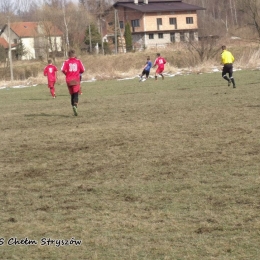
[0,70,260,259]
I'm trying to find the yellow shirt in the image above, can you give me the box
[221,50,234,64]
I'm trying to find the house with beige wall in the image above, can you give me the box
[108,0,205,50]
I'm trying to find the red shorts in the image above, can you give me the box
[67,84,80,95]
[48,81,55,88]
[156,68,164,74]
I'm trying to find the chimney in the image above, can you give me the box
[134,0,138,4]
[144,0,148,3]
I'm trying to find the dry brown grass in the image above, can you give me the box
[0,68,260,259]
[2,41,260,87]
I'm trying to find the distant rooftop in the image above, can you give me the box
[114,0,205,12]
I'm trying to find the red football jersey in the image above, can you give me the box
[154,57,166,69]
[44,64,58,82]
[61,57,85,83]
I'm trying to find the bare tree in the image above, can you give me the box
[0,0,14,13]
[185,0,239,36]
[37,1,64,59]
[15,0,32,14]
[237,0,260,40]
[185,35,220,62]
[38,0,95,55]
[61,0,70,55]
[78,0,87,9]
[16,1,40,21]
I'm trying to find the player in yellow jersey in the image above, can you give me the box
[221,45,236,88]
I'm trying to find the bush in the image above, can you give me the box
[103,42,112,55]
[0,46,7,63]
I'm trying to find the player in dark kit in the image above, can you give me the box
[139,56,152,82]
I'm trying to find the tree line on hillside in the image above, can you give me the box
[0,0,260,61]
[184,0,260,41]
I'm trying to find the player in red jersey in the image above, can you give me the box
[61,50,85,116]
[153,53,166,80]
[43,59,58,98]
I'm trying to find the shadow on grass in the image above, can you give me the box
[23,95,68,101]
[25,113,71,118]
[246,105,260,108]
[23,99,49,101]
[176,88,190,90]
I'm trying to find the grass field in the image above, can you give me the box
[0,70,260,260]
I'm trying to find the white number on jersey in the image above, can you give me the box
[158,58,164,64]
[69,63,78,72]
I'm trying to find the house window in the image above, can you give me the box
[149,34,154,39]
[169,18,176,25]
[158,33,163,39]
[186,17,194,24]
[13,39,18,44]
[169,17,177,29]
[170,32,175,42]
[157,18,162,30]
[131,19,140,32]
[131,19,140,27]
[119,21,124,29]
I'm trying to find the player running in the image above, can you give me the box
[139,56,152,82]
[43,59,58,98]
[221,45,236,88]
[61,50,85,116]
[153,53,166,80]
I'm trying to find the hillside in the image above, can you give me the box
[1,40,260,88]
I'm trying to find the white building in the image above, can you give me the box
[0,21,63,60]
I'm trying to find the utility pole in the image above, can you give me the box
[98,0,104,55]
[114,9,117,54]
[62,0,69,56]
[99,17,104,55]
[116,10,124,53]
[89,24,92,53]
[8,16,14,82]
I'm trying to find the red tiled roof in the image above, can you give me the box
[0,37,9,48]
[10,22,63,37]
[11,22,38,37]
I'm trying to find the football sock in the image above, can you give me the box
[231,78,235,86]
[223,75,229,81]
